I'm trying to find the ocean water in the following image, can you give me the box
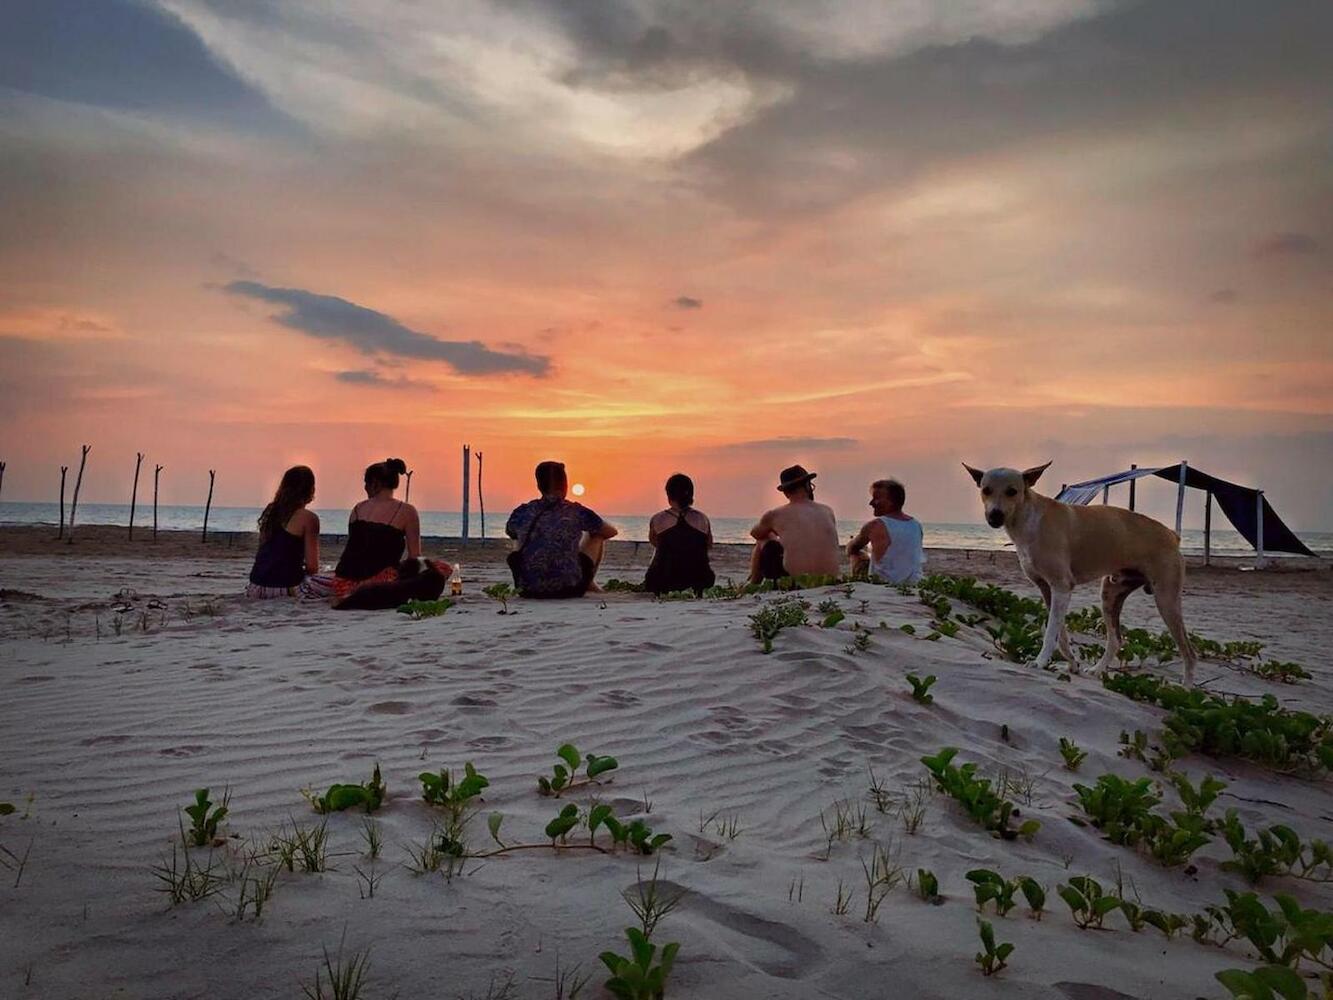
[3,502,1328,556]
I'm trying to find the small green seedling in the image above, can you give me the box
[1058,738,1088,771]
[395,598,453,619]
[966,869,1018,916]
[419,762,489,819]
[482,583,515,614]
[183,787,229,847]
[975,919,1013,976]
[537,743,619,796]
[1018,877,1046,920]
[600,927,679,1000]
[916,869,941,903]
[546,803,581,843]
[313,764,385,814]
[906,674,937,704]
[1058,876,1121,929]
[1215,965,1308,1000]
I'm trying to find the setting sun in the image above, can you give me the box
[571,483,586,497]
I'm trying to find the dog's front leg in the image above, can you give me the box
[1033,586,1072,670]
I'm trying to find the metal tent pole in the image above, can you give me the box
[1174,461,1188,535]
[1128,463,1137,511]
[1204,491,1212,566]
[1101,485,1110,504]
[1255,490,1266,569]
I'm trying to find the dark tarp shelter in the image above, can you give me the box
[1055,462,1314,561]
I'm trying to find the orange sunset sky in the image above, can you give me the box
[1,1,1331,527]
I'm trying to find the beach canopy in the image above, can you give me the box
[1055,463,1314,557]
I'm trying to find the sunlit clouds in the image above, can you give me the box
[1,0,1330,526]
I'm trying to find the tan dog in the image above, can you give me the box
[963,462,1196,686]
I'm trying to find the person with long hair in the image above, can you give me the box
[246,465,321,598]
[643,473,715,595]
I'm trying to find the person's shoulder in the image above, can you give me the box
[687,508,710,529]
[301,508,321,530]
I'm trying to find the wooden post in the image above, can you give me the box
[1204,491,1212,566]
[1128,463,1137,511]
[58,466,68,539]
[153,465,163,540]
[0,460,5,502]
[202,470,216,543]
[128,452,144,539]
[476,450,485,540]
[1101,485,1110,505]
[461,444,470,543]
[68,444,91,542]
[1174,460,1188,535]
[1255,490,1266,570]
[404,469,413,504]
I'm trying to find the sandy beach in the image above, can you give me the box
[1,526,1330,999]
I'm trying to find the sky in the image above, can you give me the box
[1,0,1331,529]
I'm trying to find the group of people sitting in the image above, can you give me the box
[245,457,925,607]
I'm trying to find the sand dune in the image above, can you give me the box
[1,534,1330,999]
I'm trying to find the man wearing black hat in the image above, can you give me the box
[748,465,842,584]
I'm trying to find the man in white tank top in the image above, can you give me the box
[846,478,925,584]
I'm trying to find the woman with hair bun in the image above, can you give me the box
[643,472,715,595]
[310,457,445,604]
[245,465,321,598]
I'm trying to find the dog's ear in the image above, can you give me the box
[963,463,985,486]
[1022,461,1053,487]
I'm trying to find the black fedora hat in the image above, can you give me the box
[777,464,817,492]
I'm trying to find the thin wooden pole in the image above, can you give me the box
[153,465,163,541]
[68,444,91,542]
[461,444,470,543]
[476,450,485,540]
[1203,491,1212,566]
[58,466,68,539]
[202,470,216,543]
[0,460,5,503]
[128,452,144,539]
[1101,485,1109,505]
[1128,463,1137,511]
[404,469,413,504]
[1255,490,1266,570]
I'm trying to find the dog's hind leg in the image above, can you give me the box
[1095,575,1141,675]
[1151,558,1196,687]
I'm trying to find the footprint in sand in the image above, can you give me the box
[452,693,498,707]
[159,745,207,757]
[467,735,511,751]
[368,701,413,715]
[81,734,132,747]
[596,689,640,708]
[646,881,823,980]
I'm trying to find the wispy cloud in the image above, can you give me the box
[673,295,703,309]
[225,281,550,376]
[1254,232,1321,258]
[334,369,434,390]
[705,435,860,453]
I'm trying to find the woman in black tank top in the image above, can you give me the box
[644,473,716,596]
[247,466,321,597]
[324,458,423,603]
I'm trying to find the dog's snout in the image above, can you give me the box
[986,509,1005,529]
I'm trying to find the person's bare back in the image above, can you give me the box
[763,501,841,576]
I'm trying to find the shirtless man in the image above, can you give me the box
[846,478,925,584]
[749,465,842,583]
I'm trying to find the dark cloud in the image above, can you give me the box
[225,281,550,376]
[1209,289,1239,304]
[1254,232,1322,258]
[0,0,291,130]
[673,295,703,309]
[334,370,432,390]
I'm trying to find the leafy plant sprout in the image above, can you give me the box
[310,764,386,815]
[748,598,809,653]
[905,673,937,704]
[975,919,1013,976]
[183,787,230,847]
[537,743,619,797]
[482,582,516,614]
[599,927,680,1000]
[1058,738,1088,771]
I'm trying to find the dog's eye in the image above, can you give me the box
[981,487,992,497]
[1005,487,1018,497]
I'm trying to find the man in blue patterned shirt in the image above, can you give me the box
[505,461,619,598]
